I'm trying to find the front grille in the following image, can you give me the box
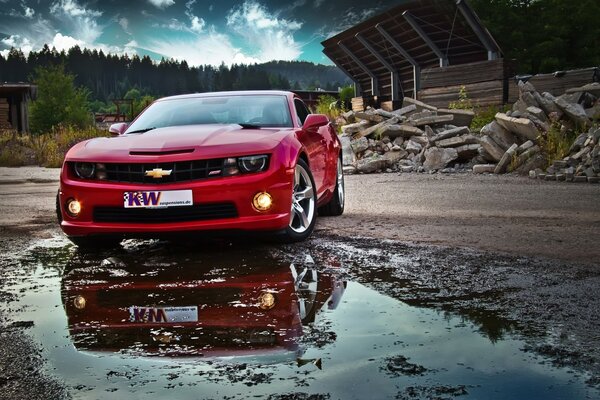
[93,203,237,223]
[102,159,226,184]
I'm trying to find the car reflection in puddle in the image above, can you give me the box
[61,249,345,363]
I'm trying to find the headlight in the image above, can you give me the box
[223,155,269,176]
[74,162,95,179]
[238,155,268,173]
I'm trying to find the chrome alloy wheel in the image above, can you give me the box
[289,163,315,234]
[336,157,345,208]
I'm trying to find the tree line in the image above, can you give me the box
[0,45,350,108]
[471,0,600,74]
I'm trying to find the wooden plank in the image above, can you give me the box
[418,80,504,108]
[420,59,506,89]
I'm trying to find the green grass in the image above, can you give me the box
[537,122,578,167]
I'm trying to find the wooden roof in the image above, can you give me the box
[321,0,501,99]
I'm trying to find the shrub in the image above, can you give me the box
[315,94,344,120]
[0,126,108,168]
[537,122,577,167]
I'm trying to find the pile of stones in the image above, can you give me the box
[339,82,599,184]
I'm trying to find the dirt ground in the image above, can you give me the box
[0,167,599,399]
[1,167,599,264]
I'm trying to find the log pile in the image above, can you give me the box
[339,81,600,183]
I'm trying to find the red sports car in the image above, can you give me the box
[57,91,344,247]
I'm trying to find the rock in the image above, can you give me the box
[480,121,519,150]
[566,82,600,97]
[473,164,497,174]
[456,144,481,159]
[520,91,539,108]
[355,111,385,123]
[512,99,529,113]
[518,80,536,93]
[350,137,369,154]
[423,147,458,171]
[424,125,435,138]
[383,149,407,165]
[573,175,587,183]
[363,149,374,158]
[526,106,547,122]
[585,102,600,120]
[584,167,596,178]
[402,97,437,112]
[400,165,414,173]
[479,136,506,162]
[512,145,540,171]
[356,154,388,173]
[393,137,404,147]
[436,134,478,148]
[437,108,475,127]
[340,136,356,166]
[353,117,400,140]
[377,124,424,138]
[342,110,356,123]
[588,176,600,183]
[391,144,402,151]
[390,104,418,117]
[430,126,470,142]
[554,96,591,128]
[405,140,423,154]
[572,146,591,160]
[569,132,589,153]
[518,140,535,153]
[410,135,429,147]
[411,114,454,127]
[494,143,519,174]
[342,120,370,135]
[374,109,396,119]
[495,112,539,141]
[534,92,562,117]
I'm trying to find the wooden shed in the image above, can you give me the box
[0,83,37,133]
[321,0,509,109]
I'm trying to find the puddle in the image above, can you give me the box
[1,238,597,399]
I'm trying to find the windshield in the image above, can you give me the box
[126,95,293,133]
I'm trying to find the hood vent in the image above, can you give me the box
[129,149,195,156]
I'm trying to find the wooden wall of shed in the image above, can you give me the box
[417,59,511,108]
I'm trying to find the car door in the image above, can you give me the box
[294,99,327,194]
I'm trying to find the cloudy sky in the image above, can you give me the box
[0,0,394,66]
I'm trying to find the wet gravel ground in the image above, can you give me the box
[0,167,599,399]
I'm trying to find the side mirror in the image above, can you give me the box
[109,122,128,136]
[303,114,329,132]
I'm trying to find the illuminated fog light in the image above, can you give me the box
[252,192,272,212]
[66,199,81,217]
[73,295,86,309]
[258,292,276,310]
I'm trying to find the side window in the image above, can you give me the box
[294,99,310,126]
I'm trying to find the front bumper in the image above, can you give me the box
[59,165,294,237]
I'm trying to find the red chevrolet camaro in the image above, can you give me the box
[57,91,344,247]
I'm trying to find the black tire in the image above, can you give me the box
[318,157,344,217]
[280,158,318,243]
[56,191,62,223]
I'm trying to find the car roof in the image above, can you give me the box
[157,90,295,102]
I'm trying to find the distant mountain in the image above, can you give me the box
[257,60,352,90]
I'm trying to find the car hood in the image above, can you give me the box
[67,124,292,162]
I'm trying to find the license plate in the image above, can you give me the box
[123,190,192,208]
[129,306,198,323]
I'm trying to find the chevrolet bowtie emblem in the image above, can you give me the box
[145,168,172,179]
